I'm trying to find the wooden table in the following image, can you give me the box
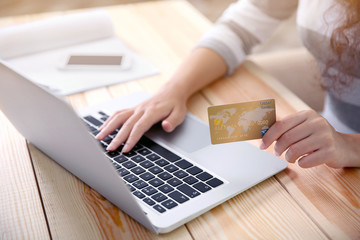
[1,1,359,239]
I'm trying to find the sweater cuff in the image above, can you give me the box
[195,38,245,75]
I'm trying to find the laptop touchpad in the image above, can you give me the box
[147,114,211,153]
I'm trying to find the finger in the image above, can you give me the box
[161,105,186,132]
[273,122,312,157]
[260,111,308,150]
[297,149,327,168]
[96,110,133,140]
[284,134,320,163]
[106,111,144,151]
[122,110,166,152]
[99,113,116,131]
[99,109,129,130]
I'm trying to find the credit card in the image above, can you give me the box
[208,99,276,144]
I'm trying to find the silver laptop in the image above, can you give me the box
[0,60,287,234]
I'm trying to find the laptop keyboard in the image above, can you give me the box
[83,112,224,214]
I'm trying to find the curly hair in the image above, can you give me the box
[323,0,360,94]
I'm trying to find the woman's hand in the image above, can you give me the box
[259,109,360,168]
[95,85,188,153]
[95,48,228,153]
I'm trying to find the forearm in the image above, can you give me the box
[163,47,228,100]
[341,133,360,167]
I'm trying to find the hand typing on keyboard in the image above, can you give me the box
[96,48,228,153]
[95,84,188,153]
[84,109,224,214]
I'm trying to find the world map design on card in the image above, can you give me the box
[208,99,276,144]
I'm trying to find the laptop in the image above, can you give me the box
[0,60,287,234]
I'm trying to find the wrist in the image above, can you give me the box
[339,133,360,167]
[162,76,194,100]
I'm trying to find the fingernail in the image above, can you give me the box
[285,152,290,162]
[274,150,280,157]
[122,144,130,153]
[95,133,102,140]
[107,140,118,151]
[162,121,172,132]
[259,140,266,150]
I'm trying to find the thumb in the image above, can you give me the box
[161,106,186,132]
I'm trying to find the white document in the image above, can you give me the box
[0,10,159,95]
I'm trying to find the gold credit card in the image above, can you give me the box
[208,99,276,144]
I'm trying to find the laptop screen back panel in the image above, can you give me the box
[0,61,156,233]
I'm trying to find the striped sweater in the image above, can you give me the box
[197,0,360,133]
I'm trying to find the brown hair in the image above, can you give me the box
[323,0,360,93]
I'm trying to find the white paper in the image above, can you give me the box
[0,10,158,95]
[0,10,114,59]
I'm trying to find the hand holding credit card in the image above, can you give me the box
[208,99,276,144]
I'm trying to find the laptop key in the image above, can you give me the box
[151,192,167,202]
[177,184,200,198]
[106,151,120,158]
[183,176,198,185]
[143,197,156,206]
[193,182,211,193]
[127,184,136,192]
[124,174,139,183]
[197,172,212,181]
[158,184,174,194]
[140,172,155,181]
[137,148,152,156]
[167,177,182,187]
[153,205,166,213]
[155,159,170,167]
[115,144,124,152]
[118,168,130,177]
[148,166,163,174]
[187,166,203,175]
[114,155,128,164]
[98,111,108,116]
[133,143,143,151]
[89,126,97,132]
[84,115,103,127]
[112,163,122,169]
[140,160,154,169]
[142,186,158,196]
[131,166,146,175]
[158,172,172,181]
[164,164,179,173]
[123,151,137,157]
[140,137,181,162]
[100,142,107,150]
[149,178,164,187]
[103,136,112,144]
[175,160,193,169]
[109,130,118,138]
[161,199,178,210]
[133,191,145,199]
[169,190,189,204]
[122,161,136,169]
[173,170,188,179]
[206,178,224,188]
[133,180,148,189]
[131,155,145,163]
[91,130,100,136]
[146,153,160,161]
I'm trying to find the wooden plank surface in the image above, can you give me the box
[0,112,50,239]
[1,0,358,239]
